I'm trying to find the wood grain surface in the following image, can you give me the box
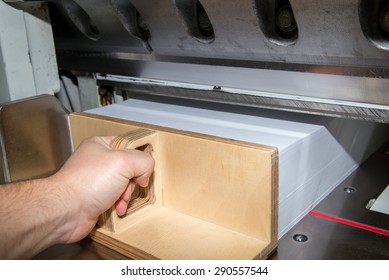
[70,112,278,259]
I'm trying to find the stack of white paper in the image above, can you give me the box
[87,96,389,238]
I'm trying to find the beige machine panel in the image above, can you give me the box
[0,95,72,183]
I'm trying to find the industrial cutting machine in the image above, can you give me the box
[1,0,389,259]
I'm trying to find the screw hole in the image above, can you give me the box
[293,234,308,242]
[343,186,357,194]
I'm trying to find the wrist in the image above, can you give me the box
[38,175,80,245]
[0,177,78,259]
[48,171,98,244]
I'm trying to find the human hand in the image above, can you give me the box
[52,136,155,244]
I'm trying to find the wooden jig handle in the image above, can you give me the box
[98,128,157,232]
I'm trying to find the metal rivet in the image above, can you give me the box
[293,234,308,243]
[343,186,356,194]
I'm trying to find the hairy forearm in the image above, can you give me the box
[0,178,73,259]
[0,136,154,259]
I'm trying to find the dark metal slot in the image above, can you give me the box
[359,0,389,50]
[174,0,215,43]
[196,1,214,38]
[253,0,298,46]
[61,0,100,40]
[379,3,389,34]
[110,0,151,44]
[275,2,297,39]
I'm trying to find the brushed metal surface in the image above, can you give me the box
[7,0,389,119]
[275,214,389,259]
[47,0,389,67]
[0,95,72,183]
[275,140,389,259]
[94,73,389,123]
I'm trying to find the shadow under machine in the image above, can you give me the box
[1,0,389,259]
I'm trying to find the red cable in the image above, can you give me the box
[309,210,389,237]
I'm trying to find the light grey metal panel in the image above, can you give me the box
[96,74,389,123]
[0,0,37,102]
[94,61,389,106]
[54,54,389,122]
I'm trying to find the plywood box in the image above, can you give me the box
[70,113,278,260]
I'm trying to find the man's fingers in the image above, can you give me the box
[121,149,155,187]
[121,181,136,201]
[115,198,128,216]
[114,150,154,216]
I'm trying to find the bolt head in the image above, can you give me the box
[344,186,356,194]
[293,234,308,242]
[276,6,296,33]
